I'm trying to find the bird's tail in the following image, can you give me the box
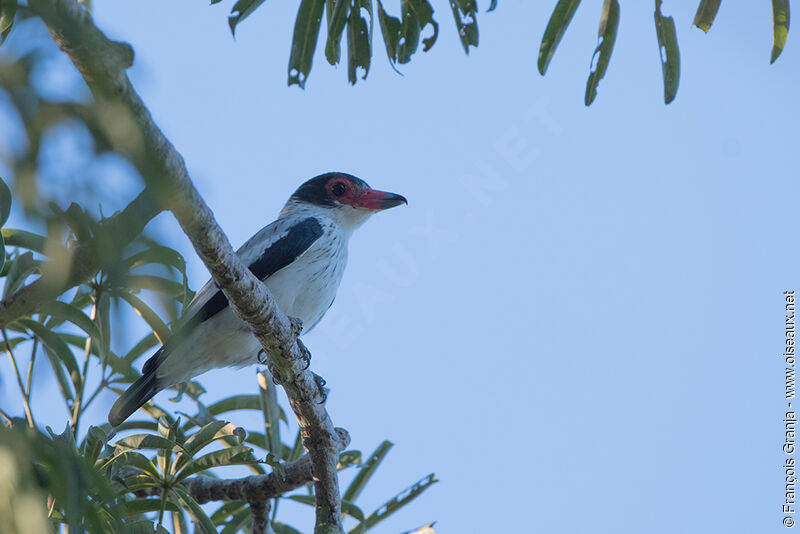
[108,357,161,427]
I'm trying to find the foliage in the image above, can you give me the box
[0,170,436,531]
[206,0,789,104]
[0,1,792,104]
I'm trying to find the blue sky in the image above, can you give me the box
[1,1,799,533]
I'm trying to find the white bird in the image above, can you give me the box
[108,173,406,426]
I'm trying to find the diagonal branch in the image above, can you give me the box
[28,1,347,532]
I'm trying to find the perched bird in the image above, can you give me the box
[108,172,406,426]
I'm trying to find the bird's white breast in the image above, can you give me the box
[156,217,348,384]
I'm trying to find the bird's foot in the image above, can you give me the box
[312,372,328,404]
[296,338,312,370]
[288,316,304,338]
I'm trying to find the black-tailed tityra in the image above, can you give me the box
[108,172,406,426]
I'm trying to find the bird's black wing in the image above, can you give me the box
[109,216,324,425]
[166,216,323,349]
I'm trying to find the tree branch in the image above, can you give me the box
[29,1,348,531]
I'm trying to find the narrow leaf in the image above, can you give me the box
[173,485,217,534]
[771,0,790,63]
[228,0,267,36]
[176,446,256,480]
[40,300,102,340]
[257,371,282,459]
[347,0,373,83]
[350,473,439,533]
[0,177,11,226]
[654,0,680,104]
[326,0,349,65]
[0,1,14,46]
[449,0,478,54]
[585,0,619,106]
[1,229,47,253]
[376,0,402,63]
[407,0,438,51]
[219,507,254,534]
[343,440,393,503]
[16,317,80,385]
[692,0,721,33]
[117,290,171,343]
[398,0,421,63]
[538,0,581,75]
[288,0,326,88]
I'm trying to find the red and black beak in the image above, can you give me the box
[355,189,408,211]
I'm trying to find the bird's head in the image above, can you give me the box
[283,172,407,230]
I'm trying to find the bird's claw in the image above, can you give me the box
[313,372,328,404]
[295,338,312,370]
[257,349,268,365]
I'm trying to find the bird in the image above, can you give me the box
[108,172,406,426]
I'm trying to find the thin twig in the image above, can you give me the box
[25,337,38,398]
[71,297,97,433]
[3,329,34,427]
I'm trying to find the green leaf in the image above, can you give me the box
[198,393,287,424]
[338,449,362,470]
[113,451,163,480]
[287,428,305,461]
[585,0,619,106]
[771,0,790,63]
[174,420,243,473]
[112,433,184,453]
[228,0,267,36]
[692,0,721,33]
[407,0,438,52]
[325,0,349,65]
[347,0,373,84]
[349,473,438,533]
[257,370,283,459]
[117,290,171,343]
[99,434,184,472]
[125,274,191,301]
[3,251,39,299]
[450,0,478,54]
[654,0,680,104]
[272,522,304,534]
[39,300,102,340]
[219,507,254,534]
[210,501,247,524]
[123,332,159,364]
[1,229,47,253]
[0,177,11,226]
[176,445,256,480]
[288,0,326,88]
[289,494,365,521]
[0,1,12,45]
[0,234,5,274]
[172,485,217,534]
[343,440,393,503]
[42,344,76,401]
[376,0,402,63]
[398,0,420,63]
[122,498,181,516]
[538,0,581,75]
[16,317,80,386]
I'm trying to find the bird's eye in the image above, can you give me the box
[331,182,347,197]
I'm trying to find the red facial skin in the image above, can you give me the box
[325,177,407,211]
